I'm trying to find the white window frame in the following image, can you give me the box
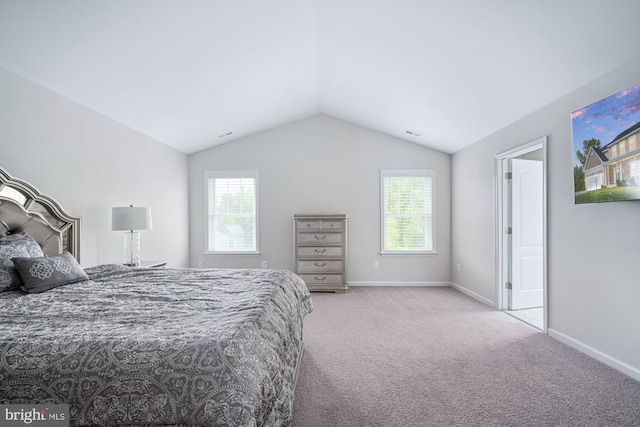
[205,171,259,255]
[380,169,436,255]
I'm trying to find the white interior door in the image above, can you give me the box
[510,158,543,310]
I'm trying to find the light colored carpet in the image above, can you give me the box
[291,286,640,427]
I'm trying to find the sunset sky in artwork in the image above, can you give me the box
[571,83,640,166]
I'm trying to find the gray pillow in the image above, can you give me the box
[13,251,88,294]
[0,232,45,291]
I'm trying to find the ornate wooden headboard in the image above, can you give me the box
[0,167,81,262]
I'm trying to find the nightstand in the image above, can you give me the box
[139,260,167,268]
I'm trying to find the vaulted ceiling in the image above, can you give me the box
[2,0,640,154]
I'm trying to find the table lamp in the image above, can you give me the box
[111,205,152,266]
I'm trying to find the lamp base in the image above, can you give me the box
[124,231,141,267]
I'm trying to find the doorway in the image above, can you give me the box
[495,137,547,331]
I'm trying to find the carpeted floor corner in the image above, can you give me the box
[291,286,640,427]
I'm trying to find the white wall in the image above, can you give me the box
[189,114,451,284]
[0,68,189,268]
[452,57,640,374]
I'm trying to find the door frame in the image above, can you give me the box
[494,136,548,332]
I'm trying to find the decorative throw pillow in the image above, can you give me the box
[12,251,88,294]
[0,232,45,291]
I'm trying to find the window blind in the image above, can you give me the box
[381,170,434,253]
[206,171,258,253]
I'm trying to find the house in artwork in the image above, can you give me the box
[583,122,640,191]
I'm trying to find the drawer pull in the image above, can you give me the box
[314,262,326,267]
[314,248,326,254]
[314,235,326,240]
[314,276,326,281]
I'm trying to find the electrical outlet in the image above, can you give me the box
[373,260,379,269]
[198,261,203,268]
[261,261,268,268]
[456,262,461,272]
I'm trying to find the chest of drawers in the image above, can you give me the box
[293,214,348,293]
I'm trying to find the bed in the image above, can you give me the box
[0,167,313,426]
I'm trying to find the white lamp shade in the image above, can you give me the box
[112,206,153,231]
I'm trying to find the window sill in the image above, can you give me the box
[204,251,261,256]
[380,251,438,256]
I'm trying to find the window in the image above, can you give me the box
[206,171,258,254]
[629,134,636,152]
[612,145,618,158]
[381,170,435,254]
[619,141,627,155]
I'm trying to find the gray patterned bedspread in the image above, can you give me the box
[0,265,313,426]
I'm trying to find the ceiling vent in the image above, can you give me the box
[405,129,422,138]
[218,131,234,139]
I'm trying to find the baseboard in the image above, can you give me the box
[548,328,640,382]
[449,282,495,307]
[347,281,450,287]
